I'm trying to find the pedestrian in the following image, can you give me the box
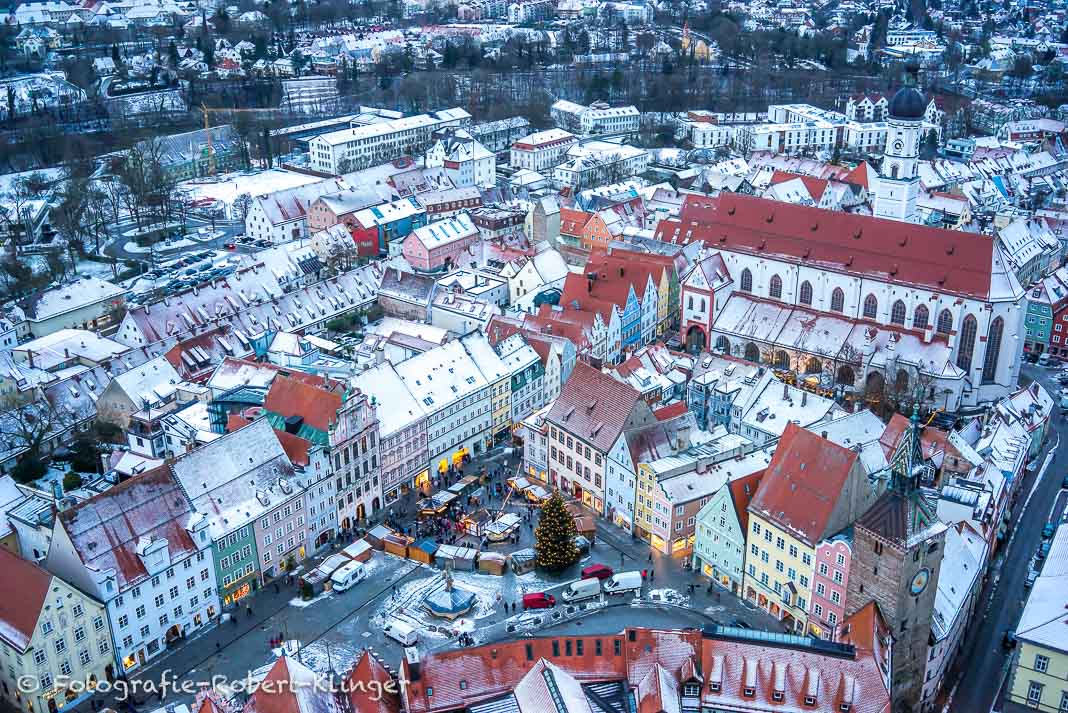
[647,552,652,562]
[216,641,221,652]
[246,604,253,617]
[274,582,280,594]
[650,568,655,581]
[620,553,625,567]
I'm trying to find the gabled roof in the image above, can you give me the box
[0,546,53,651]
[750,423,859,546]
[546,362,644,452]
[661,193,1005,300]
[727,470,763,535]
[250,656,342,713]
[57,465,197,591]
[347,651,400,713]
[263,375,342,436]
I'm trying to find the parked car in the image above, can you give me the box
[561,578,601,603]
[382,619,418,646]
[1062,475,1068,490]
[1025,569,1039,588]
[731,618,753,630]
[573,535,590,556]
[1037,541,1052,560]
[522,592,556,610]
[224,242,237,250]
[1002,630,1017,649]
[330,561,367,592]
[581,563,614,581]
[1043,522,1056,539]
[603,571,643,595]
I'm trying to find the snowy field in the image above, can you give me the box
[179,169,323,213]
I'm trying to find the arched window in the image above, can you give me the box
[890,164,899,179]
[774,350,789,369]
[937,309,953,334]
[740,268,753,292]
[890,300,906,325]
[956,315,977,373]
[769,275,783,299]
[799,281,813,306]
[836,365,855,386]
[715,336,730,354]
[744,343,761,363]
[699,298,705,312]
[895,369,909,395]
[913,305,929,330]
[982,317,1004,384]
[831,288,845,313]
[863,294,878,319]
[687,296,693,310]
[805,357,822,375]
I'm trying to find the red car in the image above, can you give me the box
[522,592,556,610]
[581,563,614,581]
[224,242,237,250]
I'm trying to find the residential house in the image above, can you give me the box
[15,278,127,340]
[0,548,113,713]
[744,423,880,633]
[544,362,656,516]
[45,466,219,674]
[692,469,763,595]
[402,213,480,272]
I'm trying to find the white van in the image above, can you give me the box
[603,571,643,595]
[330,561,367,592]
[561,577,601,603]
[382,619,419,647]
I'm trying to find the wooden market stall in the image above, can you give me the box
[477,552,508,575]
[434,544,478,571]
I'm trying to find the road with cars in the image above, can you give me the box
[949,364,1068,713]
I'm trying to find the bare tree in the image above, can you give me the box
[0,396,78,483]
[117,137,178,231]
[0,171,49,255]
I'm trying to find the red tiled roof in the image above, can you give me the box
[727,469,764,535]
[560,251,666,311]
[842,161,873,190]
[770,171,829,201]
[560,207,592,237]
[665,193,996,299]
[401,626,890,713]
[546,362,644,453]
[0,547,52,651]
[58,465,198,590]
[347,651,400,713]
[878,413,952,461]
[274,429,313,466]
[750,423,859,546]
[653,402,688,421]
[264,375,343,434]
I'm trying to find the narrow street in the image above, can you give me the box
[950,364,1067,713]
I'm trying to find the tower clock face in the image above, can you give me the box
[910,567,930,595]
[893,139,904,152]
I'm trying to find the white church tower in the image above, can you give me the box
[873,76,926,223]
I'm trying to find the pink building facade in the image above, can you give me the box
[402,214,479,271]
[808,534,853,640]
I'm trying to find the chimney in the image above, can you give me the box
[27,349,34,368]
[802,391,807,407]
[821,431,828,439]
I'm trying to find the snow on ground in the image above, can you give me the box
[643,588,689,606]
[179,169,323,212]
[371,569,506,642]
[123,238,197,254]
[289,590,333,608]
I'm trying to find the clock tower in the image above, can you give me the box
[873,74,926,224]
[845,407,947,712]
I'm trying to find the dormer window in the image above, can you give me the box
[805,696,817,706]
[709,682,721,693]
[773,691,785,701]
[743,687,756,698]
[684,683,700,697]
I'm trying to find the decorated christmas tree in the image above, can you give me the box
[535,491,579,571]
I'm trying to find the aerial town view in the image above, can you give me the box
[0,0,1066,710]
